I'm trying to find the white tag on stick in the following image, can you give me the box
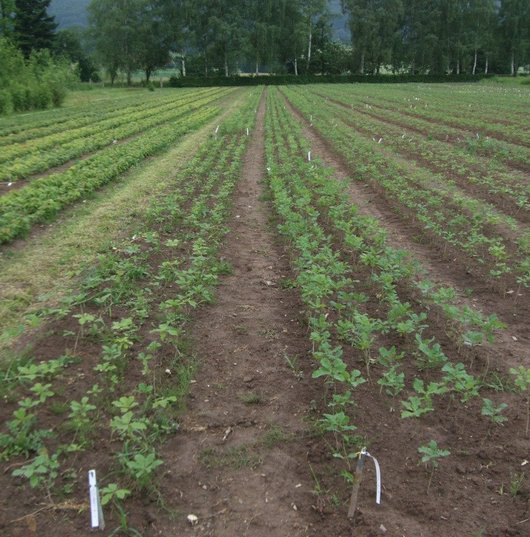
[88,469,105,530]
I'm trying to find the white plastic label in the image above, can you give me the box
[364,450,382,505]
[88,469,105,530]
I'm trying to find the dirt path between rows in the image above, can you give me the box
[279,91,529,373]
[154,93,350,536]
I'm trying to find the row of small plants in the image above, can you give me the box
[0,88,229,173]
[307,87,529,216]
[282,87,530,291]
[0,88,209,144]
[315,84,530,169]
[0,88,262,530]
[342,85,530,148]
[265,88,530,491]
[0,102,219,244]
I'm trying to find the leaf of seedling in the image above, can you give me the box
[74,313,96,326]
[481,398,508,424]
[349,369,366,389]
[401,396,433,418]
[100,483,131,506]
[418,440,450,468]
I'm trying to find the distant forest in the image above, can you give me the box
[1,1,529,84]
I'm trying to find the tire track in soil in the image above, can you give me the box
[279,92,529,373]
[157,93,350,536]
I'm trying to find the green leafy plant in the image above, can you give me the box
[418,440,450,493]
[481,398,508,425]
[510,367,530,436]
[123,451,163,489]
[12,450,60,490]
[68,396,97,442]
[377,366,405,397]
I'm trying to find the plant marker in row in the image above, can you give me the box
[88,469,105,530]
[348,448,382,523]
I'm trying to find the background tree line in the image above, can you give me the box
[0,0,529,90]
[85,0,528,81]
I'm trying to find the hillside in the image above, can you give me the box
[49,0,90,28]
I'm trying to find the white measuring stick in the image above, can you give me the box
[246,127,249,136]
[215,125,220,135]
[88,469,105,530]
[363,449,382,504]
[307,151,311,162]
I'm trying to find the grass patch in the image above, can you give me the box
[199,445,262,470]
[240,391,263,405]
[260,424,294,448]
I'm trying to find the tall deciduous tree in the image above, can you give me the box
[465,0,496,74]
[300,0,327,71]
[13,0,56,57]
[89,0,171,84]
[499,0,530,75]
[0,0,15,37]
[341,0,378,73]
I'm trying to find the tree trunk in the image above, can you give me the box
[294,57,298,76]
[484,55,488,74]
[360,50,365,75]
[145,69,151,83]
[511,50,516,76]
[472,49,477,75]
[255,55,259,75]
[126,69,132,86]
[224,51,229,77]
[181,54,186,77]
[456,57,460,75]
[306,21,312,71]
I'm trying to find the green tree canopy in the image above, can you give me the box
[14,0,56,57]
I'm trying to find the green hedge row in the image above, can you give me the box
[169,73,492,88]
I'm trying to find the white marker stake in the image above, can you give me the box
[215,125,220,136]
[246,128,249,136]
[88,470,105,530]
[307,151,311,162]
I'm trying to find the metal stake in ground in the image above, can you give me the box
[347,448,382,523]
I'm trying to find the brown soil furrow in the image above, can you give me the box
[157,92,350,536]
[280,92,529,373]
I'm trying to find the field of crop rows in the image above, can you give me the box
[0,83,528,537]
